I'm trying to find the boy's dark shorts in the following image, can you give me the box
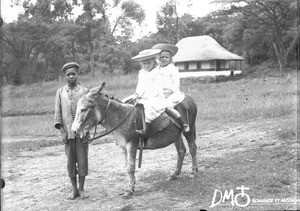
[65,138,89,178]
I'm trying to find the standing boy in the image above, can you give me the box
[54,62,89,200]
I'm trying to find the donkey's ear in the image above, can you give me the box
[87,82,106,99]
[86,88,97,99]
[97,82,106,94]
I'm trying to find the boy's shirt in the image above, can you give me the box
[54,83,89,139]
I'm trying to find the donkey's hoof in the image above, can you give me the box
[167,175,178,181]
[122,190,134,198]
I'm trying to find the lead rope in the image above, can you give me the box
[84,101,136,144]
[85,99,112,144]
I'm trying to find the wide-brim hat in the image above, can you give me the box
[152,43,178,56]
[131,49,162,61]
[62,62,79,72]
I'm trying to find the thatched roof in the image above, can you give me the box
[173,35,244,62]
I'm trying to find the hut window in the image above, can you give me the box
[236,61,243,70]
[230,61,235,69]
[220,60,229,69]
[176,63,185,71]
[201,60,216,70]
[188,62,197,70]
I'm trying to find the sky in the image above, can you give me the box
[133,0,217,38]
[1,0,217,37]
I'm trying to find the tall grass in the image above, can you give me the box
[1,72,137,116]
[182,77,297,121]
[1,72,297,139]
[1,114,57,137]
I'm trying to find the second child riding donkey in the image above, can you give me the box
[152,43,190,133]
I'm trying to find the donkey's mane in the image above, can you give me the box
[100,92,123,103]
[87,85,124,104]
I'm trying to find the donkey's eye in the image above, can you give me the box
[81,108,88,112]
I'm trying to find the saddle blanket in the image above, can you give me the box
[147,112,170,137]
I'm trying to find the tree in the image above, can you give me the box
[156,1,178,44]
[77,0,145,76]
[213,0,298,76]
[2,0,146,84]
[1,19,52,84]
[195,13,230,44]
[180,14,202,37]
[111,0,145,37]
[1,0,80,84]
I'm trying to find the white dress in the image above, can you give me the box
[158,63,185,107]
[130,67,168,122]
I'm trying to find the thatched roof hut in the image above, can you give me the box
[174,35,244,62]
[173,35,244,78]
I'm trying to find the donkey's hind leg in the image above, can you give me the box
[168,136,186,180]
[184,125,198,178]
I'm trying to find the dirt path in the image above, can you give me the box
[2,116,298,211]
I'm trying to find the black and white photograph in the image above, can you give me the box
[1,0,299,210]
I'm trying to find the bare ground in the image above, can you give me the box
[2,115,299,211]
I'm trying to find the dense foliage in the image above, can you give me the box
[0,0,298,85]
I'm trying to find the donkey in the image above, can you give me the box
[71,83,198,197]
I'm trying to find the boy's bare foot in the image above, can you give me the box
[66,190,79,200]
[78,189,89,199]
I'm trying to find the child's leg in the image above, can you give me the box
[165,107,190,132]
[165,107,181,118]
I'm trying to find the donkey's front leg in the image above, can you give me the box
[168,136,186,180]
[123,143,137,197]
[122,148,128,166]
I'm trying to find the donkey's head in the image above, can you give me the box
[71,82,106,139]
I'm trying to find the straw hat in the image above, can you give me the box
[152,43,178,56]
[131,49,161,61]
[62,62,79,72]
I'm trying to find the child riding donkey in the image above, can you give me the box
[124,44,189,137]
[152,43,190,133]
[123,48,167,136]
